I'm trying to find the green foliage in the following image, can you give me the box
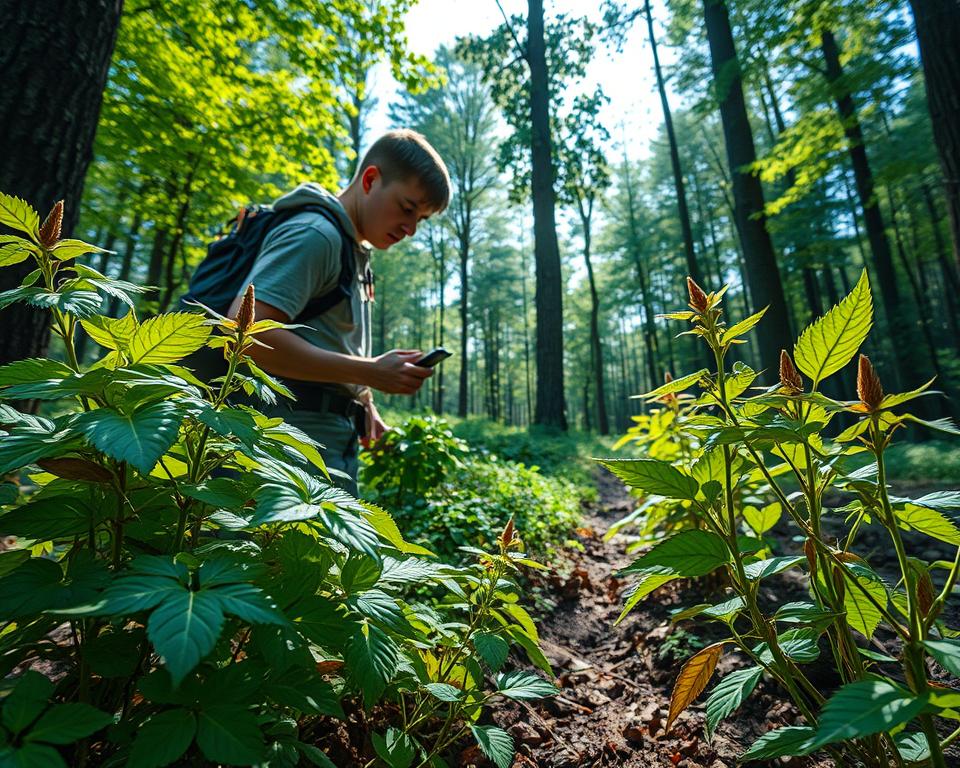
[0,198,557,767]
[362,415,583,562]
[602,272,960,766]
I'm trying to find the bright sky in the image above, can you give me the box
[366,0,677,162]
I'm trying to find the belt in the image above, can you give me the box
[282,380,364,421]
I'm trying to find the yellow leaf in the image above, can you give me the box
[667,642,726,731]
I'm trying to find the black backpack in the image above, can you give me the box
[182,203,356,322]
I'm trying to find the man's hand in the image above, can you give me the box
[366,349,433,395]
[361,398,389,449]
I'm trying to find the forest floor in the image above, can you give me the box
[485,471,837,768]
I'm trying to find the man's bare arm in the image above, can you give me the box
[226,297,431,396]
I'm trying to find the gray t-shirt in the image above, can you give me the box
[239,186,372,398]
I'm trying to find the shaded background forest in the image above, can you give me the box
[2,0,958,436]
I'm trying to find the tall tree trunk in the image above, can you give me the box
[528,0,567,429]
[521,242,533,425]
[579,201,609,435]
[645,0,701,285]
[923,183,960,351]
[821,29,932,392]
[703,0,792,375]
[457,238,469,417]
[909,0,960,268]
[107,211,142,318]
[0,0,124,368]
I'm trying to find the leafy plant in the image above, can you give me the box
[601,272,960,766]
[0,193,555,767]
[362,415,583,562]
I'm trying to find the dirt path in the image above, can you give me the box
[490,471,832,768]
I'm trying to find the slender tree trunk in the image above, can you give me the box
[909,0,960,268]
[528,0,567,429]
[457,237,469,418]
[107,211,142,318]
[923,183,960,351]
[0,0,124,368]
[821,29,933,392]
[645,0,701,285]
[703,0,792,375]
[520,241,533,425]
[579,202,609,434]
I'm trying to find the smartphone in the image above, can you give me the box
[415,347,453,368]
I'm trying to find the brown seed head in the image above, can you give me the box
[500,517,515,549]
[235,283,255,332]
[856,355,883,410]
[686,276,709,313]
[779,350,803,393]
[39,200,64,248]
[917,569,934,617]
[803,538,817,578]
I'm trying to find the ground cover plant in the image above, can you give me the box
[0,194,558,767]
[360,415,583,562]
[601,273,960,765]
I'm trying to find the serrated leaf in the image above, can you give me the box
[721,307,767,344]
[923,639,960,677]
[744,556,804,581]
[362,503,434,556]
[76,401,181,474]
[474,632,509,671]
[794,269,872,386]
[372,727,416,768]
[756,629,820,664]
[599,458,699,500]
[128,313,211,364]
[894,503,960,546]
[25,703,113,745]
[147,590,224,685]
[424,683,462,702]
[345,623,399,708]
[741,726,817,762]
[811,679,927,748]
[635,368,709,400]
[49,239,110,261]
[620,530,730,577]
[616,572,677,623]
[470,724,514,768]
[842,564,887,639]
[1,670,54,735]
[196,704,265,765]
[495,670,558,700]
[667,642,725,730]
[705,666,761,739]
[0,238,39,267]
[0,193,39,239]
[128,709,196,768]
[80,313,138,352]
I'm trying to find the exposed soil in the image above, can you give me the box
[487,471,838,768]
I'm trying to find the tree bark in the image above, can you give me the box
[0,0,124,367]
[702,0,792,376]
[909,0,960,268]
[457,237,470,418]
[579,200,609,434]
[528,0,567,429]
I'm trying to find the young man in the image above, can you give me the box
[226,129,451,495]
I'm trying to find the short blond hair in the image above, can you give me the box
[358,129,451,212]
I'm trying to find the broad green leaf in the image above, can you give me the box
[128,313,211,364]
[0,494,103,540]
[599,458,699,500]
[340,553,383,594]
[0,193,39,240]
[345,623,400,708]
[147,590,224,685]
[80,313,138,352]
[756,629,820,665]
[894,732,930,763]
[49,239,110,261]
[128,709,196,768]
[667,642,725,730]
[811,679,927,748]
[1,670,54,735]
[424,683,462,702]
[894,504,960,546]
[25,703,113,745]
[705,666,761,739]
[362,503,434,556]
[842,564,887,639]
[263,671,343,717]
[741,726,817,762]
[902,415,960,436]
[0,744,67,767]
[298,744,338,768]
[793,269,872,386]
[502,602,539,643]
[721,307,767,344]
[616,572,677,623]
[774,602,837,626]
[744,556,804,581]
[196,704,265,765]
[372,728,416,768]
[495,670,558,700]
[0,550,30,579]
[0,237,39,267]
[473,632,509,671]
[619,530,730,577]
[77,401,181,474]
[0,558,64,619]
[702,596,746,622]
[469,724,514,768]
[83,628,145,678]
[211,583,285,625]
[0,286,102,318]
[923,639,960,677]
[743,502,781,534]
[634,368,709,400]
[504,625,553,676]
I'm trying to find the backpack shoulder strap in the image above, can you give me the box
[292,206,356,323]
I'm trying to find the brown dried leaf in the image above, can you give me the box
[36,457,112,483]
[666,642,725,731]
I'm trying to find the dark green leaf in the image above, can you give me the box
[1,670,54,735]
[195,704,265,765]
[811,679,927,748]
[76,401,181,474]
[923,639,960,677]
[705,666,761,739]
[128,708,196,768]
[25,703,112,745]
[424,683,462,702]
[0,743,67,767]
[741,726,817,762]
[494,670,558,700]
[469,724,514,768]
[743,556,804,581]
[619,530,730,577]
[473,632,509,672]
[147,590,224,685]
[372,727,416,768]
[345,623,399,709]
[598,459,699,500]
[264,672,343,717]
